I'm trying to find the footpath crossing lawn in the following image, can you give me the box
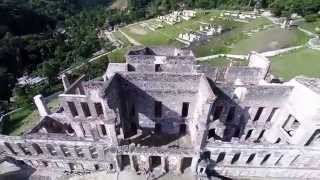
[270,48,320,80]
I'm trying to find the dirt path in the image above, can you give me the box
[119,29,142,46]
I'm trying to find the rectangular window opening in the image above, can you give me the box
[94,103,104,116]
[68,101,78,117]
[100,124,107,136]
[81,102,91,117]
[266,107,278,122]
[155,64,161,72]
[182,102,189,117]
[253,107,264,122]
[154,101,162,117]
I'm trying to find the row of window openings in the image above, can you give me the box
[4,142,100,159]
[79,123,108,137]
[212,151,288,166]
[32,161,106,171]
[207,128,266,141]
[128,64,163,72]
[154,101,189,118]
[67,102,104,118]
[211,106,278,123]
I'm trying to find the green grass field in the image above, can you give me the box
[300,19,320,34]
[108,47,130,63]
[4,98,61,135]
[271,48,320,80]
[118,12,311,58]
[230,27,309,54]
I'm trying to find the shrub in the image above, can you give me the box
[305,14,318,22]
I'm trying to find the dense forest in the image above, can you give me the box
[0,0,319,112]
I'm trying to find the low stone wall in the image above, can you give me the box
[196,54,248,61]
[261,46,303,57]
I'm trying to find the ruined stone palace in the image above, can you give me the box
[1,47,320,179]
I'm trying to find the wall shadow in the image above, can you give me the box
[0,157,36,180]
[207,79,251,142]
[108,73,196,147]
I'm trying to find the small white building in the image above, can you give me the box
[199,25,223,36]
[181,10,196,20]
[178,32,201,45]
[17,76,47,87]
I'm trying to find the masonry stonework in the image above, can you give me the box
[1,46,320,179]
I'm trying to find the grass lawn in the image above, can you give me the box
[191,17,274,57]
[271,48,320,81]
[4,98,61,135]
[300,19,320,34]
[108,47,130,63]
[230,27,309,54]
[197,57,248,67]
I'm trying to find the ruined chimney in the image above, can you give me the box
[33,95,50,117]
[61,74,70,91]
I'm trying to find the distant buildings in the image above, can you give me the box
[157,10,196,25]
[17,76,47,87]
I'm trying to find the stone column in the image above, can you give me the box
[81,147,92,159]
[61,74,70,91]
[10,143,26,155]
[114,155,122,171]
[264,152,283,166]
[39,145,51,156]
[248,107,259,122]
[71,122,85,137]
[175,157,183,174]
[105,118,118,146]
[88,102,98,118]
[277,153,299,167]
[234,152,250,165]
[258,107,274,124]
[129,155,137,171]
[250,152,267,166]
[34,95,50,117]
[191,155,199,174]
[0,144,15,155]
[249,129,262,142]
[82,122,93,137]
[161,156,167,173]
[83,162,95,171]
[75,102,85,118]
[66,145,77,158]
[223,153,235,165]
[25,144,38,155]
[53,144,65,157]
